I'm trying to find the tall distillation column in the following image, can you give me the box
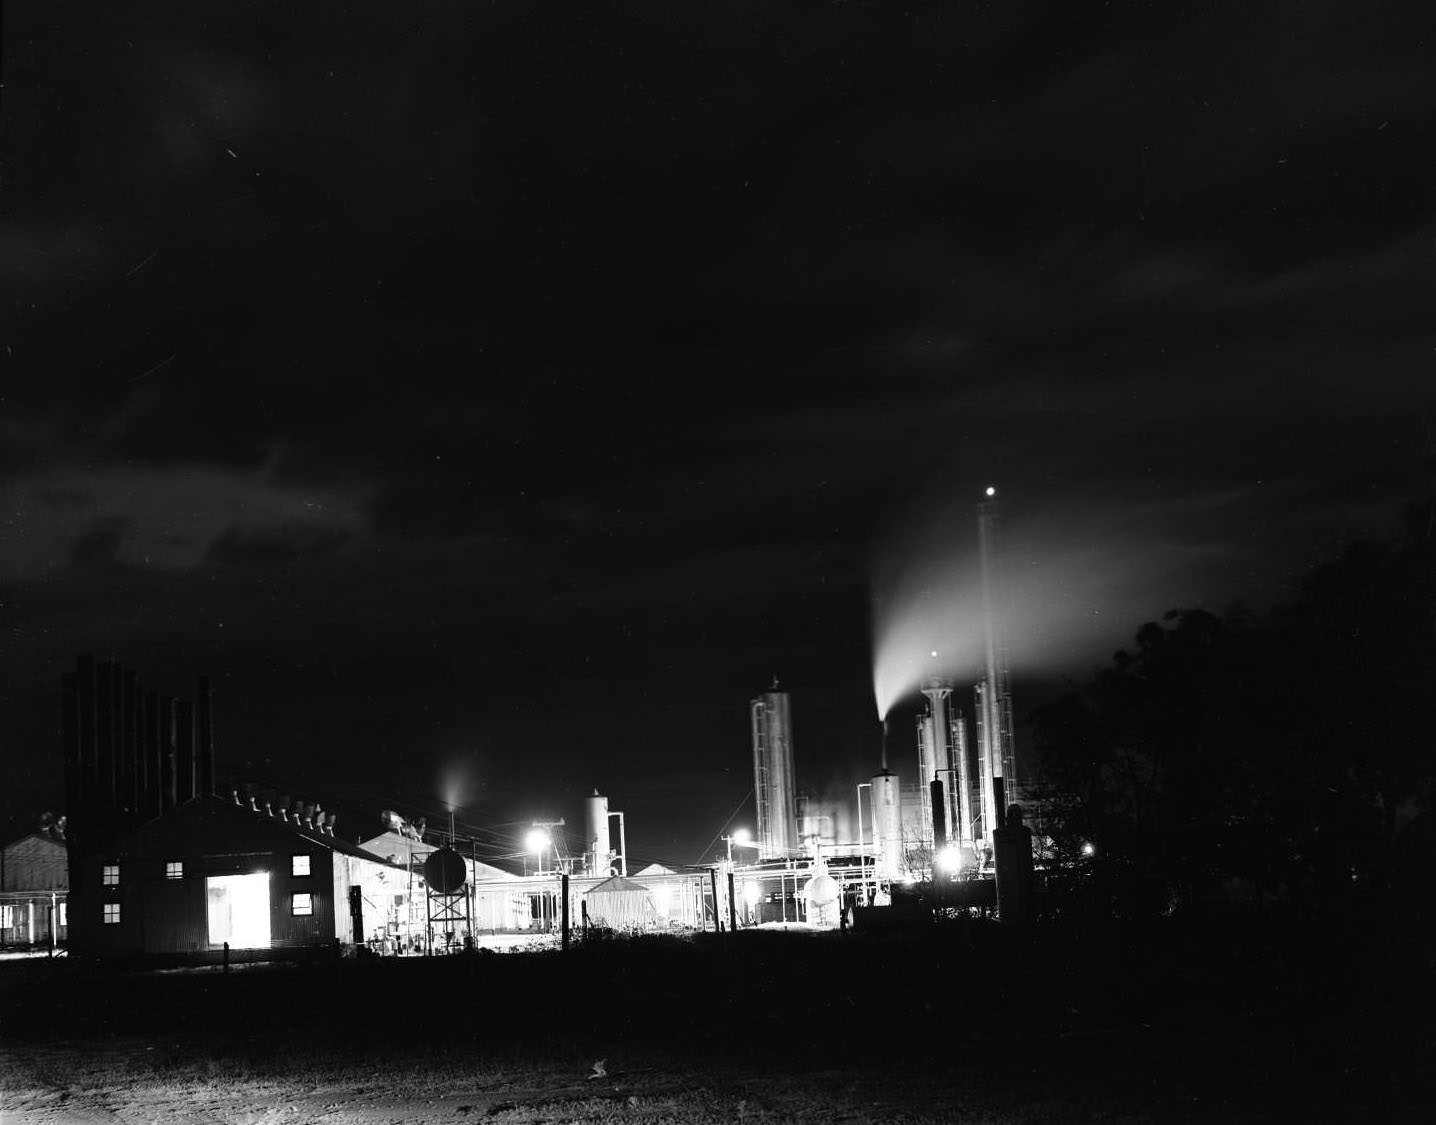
[871,719,903,880]
[920,681,960,849]
[751,684,798,860]
[585,788,612,876]
[977,486,1018,844]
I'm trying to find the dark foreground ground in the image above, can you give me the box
[0,914,1426,1123]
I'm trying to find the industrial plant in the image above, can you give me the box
[27,488,1039,963]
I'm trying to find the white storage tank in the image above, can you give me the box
[585,789,611,876]
[871,768,903,880]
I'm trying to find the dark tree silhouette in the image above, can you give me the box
[1033,498,1436,920]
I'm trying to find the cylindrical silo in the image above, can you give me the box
[585,789,611,875]
[751,688,798,860]
[871,769,903,880]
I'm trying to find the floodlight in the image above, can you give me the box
[524,828,551,855]
[733,828,752,845]
[936,845,963,874]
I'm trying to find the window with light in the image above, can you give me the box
[102,864,120,886]
[103,903,121,924]
[292,854,311,877]
[166,861,183,880]
[292,892,313,916]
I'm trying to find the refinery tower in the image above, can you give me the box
[976,486,1018,846]
[751,682,798,860]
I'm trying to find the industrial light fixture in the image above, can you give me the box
[524,828,551,855]
[936,845,963,875]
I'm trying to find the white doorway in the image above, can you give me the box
[206,873,272,949]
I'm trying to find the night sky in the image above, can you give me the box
[3,2,1432,865]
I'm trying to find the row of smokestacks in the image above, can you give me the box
[62,655,215,827]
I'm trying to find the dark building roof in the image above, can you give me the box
[100,795,406,871]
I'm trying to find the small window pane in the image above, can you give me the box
[102,864,120,886]
[59,902,68,927]
[292,854,311,877]
[166,861,183,880]
[292,892,313,916]
[103,903,121,924]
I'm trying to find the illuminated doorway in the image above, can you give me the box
[206,873,272,949]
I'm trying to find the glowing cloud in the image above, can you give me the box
[871,485,1258,719]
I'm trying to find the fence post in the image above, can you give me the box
[561,872,570,951]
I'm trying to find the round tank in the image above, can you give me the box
[804,873,839,908]
[871,769,902,879]
[585,789,611,875]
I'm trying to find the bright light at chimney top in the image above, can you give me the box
[524,828,551,854]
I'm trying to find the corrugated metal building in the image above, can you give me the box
[1,833,69,948]
[72,796,405,962]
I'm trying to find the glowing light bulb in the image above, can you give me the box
[985,486,996,497]
[733,828,751,845]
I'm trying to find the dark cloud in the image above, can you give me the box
[68,520,128,572]
[2,1,1433,854]
[205,524,352,567]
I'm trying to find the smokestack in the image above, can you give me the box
[109,662,124,808]
[196,676,215,798]
[880,718,889,772]
[277,796,291,822]
[325,812,336,836]
[134,686,148,807]
[95,661,114,810]
[231,788,242,806]
[176,699,196,803]
[76,655,97,811]
[145,692,162,819]
[161,697,178,812]
[62,672,79,813]
[121,668,138,812]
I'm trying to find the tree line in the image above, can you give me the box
[1031,497,1436,925]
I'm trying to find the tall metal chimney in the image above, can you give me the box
[175,699,196,803]
[121,668,138,812]
[196,676,215,797]
[977,487,1018,848]
[76,656,97,810]
[145,691,163,819]
[95,660,115,810]
[62,672,79,813]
